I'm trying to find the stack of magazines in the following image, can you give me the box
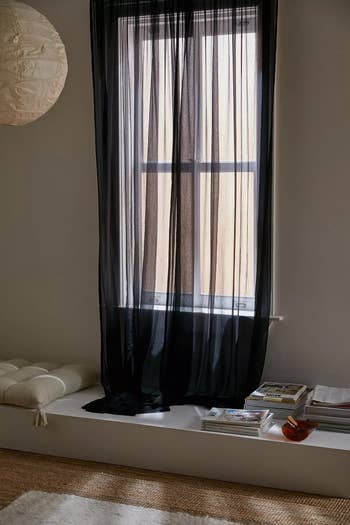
[201,407,273,436]
[244,382,308,419]
[304,385,350,433]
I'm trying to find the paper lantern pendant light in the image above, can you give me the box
[0,0,68,126]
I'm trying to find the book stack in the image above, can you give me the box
[201,407,273,437]
[304,385,350,433]
[244,382,308,419]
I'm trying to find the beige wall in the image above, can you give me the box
[0,0,100,367]
[265,0,350,387]
[0,0,349,386]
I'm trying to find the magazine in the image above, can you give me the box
[304,404,350,418]
[246,382,307,403]
[306,413,350,425]
[201,407,270,426]
[245,404,304,419]
[202,413,273,436]
[311,385,350,407]
[245,392,307,409]
[316,423,350,433]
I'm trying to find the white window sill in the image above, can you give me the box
[121,304,283,321]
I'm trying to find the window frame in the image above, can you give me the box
[134,9,258,313]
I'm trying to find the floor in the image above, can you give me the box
[0,449,349,525]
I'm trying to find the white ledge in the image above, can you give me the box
[0,386,348,498]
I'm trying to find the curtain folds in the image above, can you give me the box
[84,0,278,416]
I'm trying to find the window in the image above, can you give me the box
[118,8,258,313]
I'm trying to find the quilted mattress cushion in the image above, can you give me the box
[0,359,98,426]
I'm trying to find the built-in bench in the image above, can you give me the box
[0,385,349,498]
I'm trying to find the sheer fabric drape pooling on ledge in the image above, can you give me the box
[84,0,278,416]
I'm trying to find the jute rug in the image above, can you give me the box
[0,449,349,525]
[0,491,241,524]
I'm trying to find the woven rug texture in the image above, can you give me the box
[0,449,349,525]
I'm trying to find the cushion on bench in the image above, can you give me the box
[0,359,98,427]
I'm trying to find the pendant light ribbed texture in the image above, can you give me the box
[0,0,68,126]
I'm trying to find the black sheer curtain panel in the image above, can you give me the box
[84,0,278,415]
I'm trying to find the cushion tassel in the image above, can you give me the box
[33,406,48,428]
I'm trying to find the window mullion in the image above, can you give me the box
[193,19,202,308]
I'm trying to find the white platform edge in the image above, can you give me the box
[0,395,349,498]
